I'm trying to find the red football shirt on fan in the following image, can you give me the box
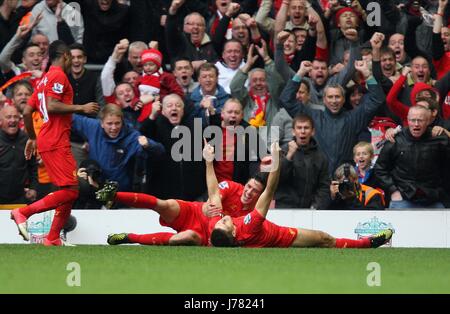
[214,128,235,182]
[32,65,73,152]
[226,210,298,248]
[218,180,253,217]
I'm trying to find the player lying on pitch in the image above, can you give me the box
[207,142,393,248]
[100,141,392,248]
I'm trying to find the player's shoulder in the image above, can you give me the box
[218,180,231,190]
[243,210,264,226]
[45,70,69,92]
[46,67,68,80]
[218,180,242,190]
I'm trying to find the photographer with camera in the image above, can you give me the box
[328,163,385,210]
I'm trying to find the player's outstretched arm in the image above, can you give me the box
[46,96,100,115]
[255,142,281,218]
[203,139,222,212]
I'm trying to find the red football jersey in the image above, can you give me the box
[231,210,298,248]
[32,65,73,152]
[218,180,252,217]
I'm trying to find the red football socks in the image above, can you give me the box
[46,202,72,241]
[115,192,158,209]
[19,189,79,218]
[128,232,175,245]
[335,237,371,248]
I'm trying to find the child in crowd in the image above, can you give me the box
[353,141,377,188]
[134,48,184,123]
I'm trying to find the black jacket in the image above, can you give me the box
[276,138,330,209]
[374,128,450,203]
[73,0,129,64]
[140,111,206,201]
[165,13,218,64]
[0,130,38,203]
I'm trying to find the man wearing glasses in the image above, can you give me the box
[374,105,450,209]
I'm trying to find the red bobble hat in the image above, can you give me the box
[140,49,163,68]
[334,7,359,26]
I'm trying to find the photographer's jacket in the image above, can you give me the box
[374,128,450,203]
[328,184,385,210]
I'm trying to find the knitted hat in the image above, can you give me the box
[138,74,160,96]
[334,7,359,26]
[140,49,163,68]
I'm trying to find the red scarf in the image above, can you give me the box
[210,13,233,39]
[284,53,295,65]
[249,90,270,127]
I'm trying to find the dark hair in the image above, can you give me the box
[198,62,219,77]
[300,79,310,93]
[292,113,314,129]
[172,57,193,72]
[22,43,40,58]
[344,84,366,110]
[250,172,269,189]
[223,39,244,52]
[210,229,237,247]
[48,40,70,63]
[69,43,86,56]
[416,96,439,112]
[114,81,134,96]
[291,27,308,35]
[380,47,396,60]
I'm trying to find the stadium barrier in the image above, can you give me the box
[1,209,449,247]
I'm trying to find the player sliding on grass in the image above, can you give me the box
[208,142,393,248]
[99,139,229,246]
[102,137,268,246]
[102,141,392,248]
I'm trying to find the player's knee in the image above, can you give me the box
[318,231,335,248]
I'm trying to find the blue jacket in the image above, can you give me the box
[190,84,230,125]
[72,114,165,191]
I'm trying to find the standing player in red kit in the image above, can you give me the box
[210,142,394,249]
[10,41,99,246]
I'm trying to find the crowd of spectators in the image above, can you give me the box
[1,0,449,210]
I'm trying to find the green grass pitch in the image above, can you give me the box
[1,245,449,294]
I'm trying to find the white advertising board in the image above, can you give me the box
[1,210,449,247]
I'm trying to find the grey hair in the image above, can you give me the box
[129,41,148,51]
[162,94,185,109]
[184,12,206,26]
[248,68,266,79]
[324,83,346,98]
[408,105,432,117]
